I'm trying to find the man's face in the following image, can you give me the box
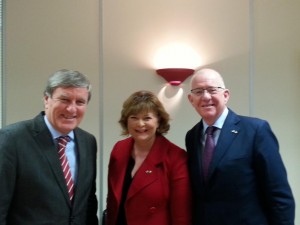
[188,73,230,125]
[44,87,89,134]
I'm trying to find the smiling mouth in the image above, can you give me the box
[63,115,76,120]
[202,104,214,108]
[135,129,147,133]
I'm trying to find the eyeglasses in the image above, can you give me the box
[190,87,225,96]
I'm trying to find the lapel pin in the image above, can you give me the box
[145,170,152,174]
[231,130,238,134]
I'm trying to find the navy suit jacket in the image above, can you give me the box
[185,109,295,225]
[0,112,98,225]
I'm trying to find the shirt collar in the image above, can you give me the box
[43,115,74,140]
[203,107,229,131]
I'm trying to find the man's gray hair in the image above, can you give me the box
[44,69,92,101]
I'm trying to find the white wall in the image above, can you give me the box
[4,0,300,223]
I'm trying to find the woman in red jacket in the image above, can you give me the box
[106,90,192,225]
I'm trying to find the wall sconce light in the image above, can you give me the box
[156,68,195,86]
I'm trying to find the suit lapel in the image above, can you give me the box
[71,129,86,205]
[209,110,240,180]
[73,128,98,209]
[126,160,159,200]
[109,138,133,204]
[32,113,73,206]
[190,122,205,183]
[126,136,166,200]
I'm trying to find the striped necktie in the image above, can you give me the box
[57,136,74,202]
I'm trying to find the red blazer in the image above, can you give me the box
[106,135,192,225]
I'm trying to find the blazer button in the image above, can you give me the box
[149,206,157,214]
[69,216,75,224]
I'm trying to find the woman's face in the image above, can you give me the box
[127,110,159,145]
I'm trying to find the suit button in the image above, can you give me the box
[69,216,75,223]
[149,206,157,214]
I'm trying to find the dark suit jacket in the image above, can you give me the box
[106,135,192,225]
[185,109,295,225]
[0,112,98,225]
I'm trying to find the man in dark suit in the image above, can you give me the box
[0,69,98,225]
[186,68,295,225]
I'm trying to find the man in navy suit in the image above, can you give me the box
[0,69,98,225]
[186,68,295,225]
